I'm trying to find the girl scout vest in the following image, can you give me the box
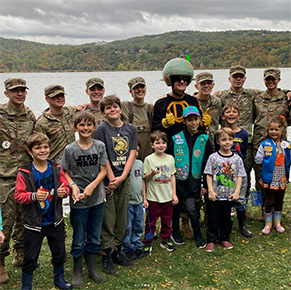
[173,131,209,180]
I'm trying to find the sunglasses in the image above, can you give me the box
[173,76,189,83]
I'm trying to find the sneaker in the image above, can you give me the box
[135,249,144,259]
[171,233,185,245]
[196,236,206,249]
[160,239,176,252]
[125,251,136,261]
[221,241,233,250]
[142,243,152,256]
[112,249,133,266]
[206,243,215,252]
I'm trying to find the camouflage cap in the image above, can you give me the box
[44,85,66,98]
[229,65,246,76]
[128,77,146,89]
[195,72,214,83]
[4,78,29,90]
[86,78,104,89]
[264,67,281,79]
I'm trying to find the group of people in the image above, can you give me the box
[0,57,290,290]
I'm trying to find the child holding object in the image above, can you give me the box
[204,128,246,252]
[255,116,291,235]
[14,133,71,290]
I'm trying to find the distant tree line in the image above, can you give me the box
[0,30,290,72]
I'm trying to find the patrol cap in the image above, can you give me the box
[183,106,200,118]
[128,77,146,89]
[195,72,214,83]
[44,85,66,98]
[264,67,281,79]
[86,78,104,89]
[4,78,29,90]
[229,65,246,76]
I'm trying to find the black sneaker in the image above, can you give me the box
[125,250,136,261]
[171,233,185,245]
[142,243,152,256]
[196,236,206,249]
[112,249,133,266]
[160,239,176,252]
[102,254,116,275]
[135,249,144,259]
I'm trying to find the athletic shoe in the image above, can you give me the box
[206,243,215,252]
[112,249,133,266]
[171,233,185,245]
[135,249,144,259]
[196,236,206,249]
[142,243,152,256]
[125,251,136,261]
[221,241,233,250]
[160,239,176,252]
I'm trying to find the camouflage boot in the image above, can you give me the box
[0,259,9,284]
[13,248,24,267]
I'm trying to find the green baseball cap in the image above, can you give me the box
[4,78,29,90]
[264,67,281,79]
[86,78,104,89]
[44,85,66,98]
[128,77,146,89]
[183,106,200,118]
[195,72,214,83]
[229,65,246,76]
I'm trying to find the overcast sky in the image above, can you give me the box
[0,0,290,45]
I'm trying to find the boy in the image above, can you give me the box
[93,95,137,275]
[14,133,71,290]
[169,106,212,249]
[61,111,107,287]
[204,128,246,252]
[218,104,253,238]
[0,78,35,284]
[142,130,178,254]
[122,140,145,260]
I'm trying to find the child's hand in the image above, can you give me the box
[82,184,95,200]
[57,183,67,198]
[208,190,217,201]
[71,185,82,203]
[172,194,179,205]
[0,231,5,243]
[36,186,47,201]
[105,187,114,199]
[109,176,123,189]
[143,199,149,209]
[229,192,239,201]
[201,188,208,196]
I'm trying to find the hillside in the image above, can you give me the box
[0,30,290,72]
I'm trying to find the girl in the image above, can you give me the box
[255,116,291,234]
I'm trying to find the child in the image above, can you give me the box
[61,111,107,287]
[93,95,137,275]
[122,140,145,260]
[142,130,178,254]
[0,206,5,244]
[14,133,71,290]
[169,106,212,248]
[204,128,246,252]
[218,104,253,238]
[255,116,290,234]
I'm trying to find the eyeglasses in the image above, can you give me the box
[172,76,189,83]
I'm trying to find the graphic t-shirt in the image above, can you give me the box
[32,161,55,226]
[204,152,246,198]
[129,159,144,205]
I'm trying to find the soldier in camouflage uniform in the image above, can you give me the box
[193,72,221,227]
[121,77,153,161]
[253,67,291,210]
[0,78,36,284]
[84,78,106,126]
[34,85,76,164]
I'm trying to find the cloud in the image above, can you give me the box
[0,0,290,44]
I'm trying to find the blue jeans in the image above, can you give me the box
[122,202,144,253]
[70,203,104,258]
[235,175,248,211]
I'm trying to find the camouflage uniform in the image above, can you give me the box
[252,89,291,187]
[85,105,105,126]
[0,102,35,258]
[34,105,76,164]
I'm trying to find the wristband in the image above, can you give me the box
[69,182,77,187]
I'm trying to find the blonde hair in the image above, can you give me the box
[215,127,235,142]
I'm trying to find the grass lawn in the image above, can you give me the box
[2,188,290,290]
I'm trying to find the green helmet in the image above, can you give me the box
[162,58,194,86]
